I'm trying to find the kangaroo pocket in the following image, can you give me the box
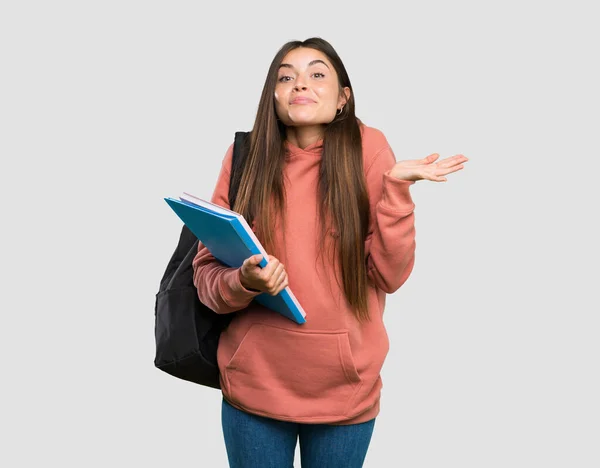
[223,324,363,420]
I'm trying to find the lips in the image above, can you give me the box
[291,97,315,104]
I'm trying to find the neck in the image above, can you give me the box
[285,125,325,149]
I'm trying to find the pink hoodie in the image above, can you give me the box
[192,123,416,425]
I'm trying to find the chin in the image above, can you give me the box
[288,114,328,126]
[291,121,320,127]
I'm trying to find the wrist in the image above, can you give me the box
[238,269,261,293]
[388,169,414,181]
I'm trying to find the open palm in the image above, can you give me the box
[390,153,469,182]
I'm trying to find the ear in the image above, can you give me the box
[338,87,351,108]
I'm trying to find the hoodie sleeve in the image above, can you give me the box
[364,145,417,294]
[192,143,262,314]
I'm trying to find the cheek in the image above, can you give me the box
[315,84,340,107]
[274,89,288,109]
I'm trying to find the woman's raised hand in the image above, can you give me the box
[389,153,469,182]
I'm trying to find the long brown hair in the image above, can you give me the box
[232,37,371,322]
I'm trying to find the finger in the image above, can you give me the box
[263,258,282,278]
[261,261,282,287]
[258,255,277,273]
[415,153,440,165]
[274,278,289,296]
[271,273,289,296]
[430,164,464,182]
[401,153,439,165]
[266,267,286,294]
[437,164,465,176]
[265,255,281,270]
[244,254,264,267]
[276,269,287,287]
[265,262,285,283]
[438,155,468,167]
[424,153,440,162]
[268,275,285,295]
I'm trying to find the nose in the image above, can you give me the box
[293,75,308,91]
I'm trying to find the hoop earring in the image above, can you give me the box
[337,106,344,116]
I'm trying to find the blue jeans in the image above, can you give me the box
[221,398,376,468]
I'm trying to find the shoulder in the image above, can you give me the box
[360,123,390,150]
[219,142,235,175]
[359,122,395,171]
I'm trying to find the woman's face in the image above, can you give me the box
[274,47,349,127]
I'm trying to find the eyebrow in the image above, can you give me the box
[278,59,330,71]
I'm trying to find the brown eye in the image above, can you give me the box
[313,72,325,78]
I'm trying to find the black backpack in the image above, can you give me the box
[154,132,250,388]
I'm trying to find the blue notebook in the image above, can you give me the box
[164,192,306,325]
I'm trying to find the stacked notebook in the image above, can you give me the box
[164,193,306,325]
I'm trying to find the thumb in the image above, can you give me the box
[245,254,263,266]
[423,153,440,163]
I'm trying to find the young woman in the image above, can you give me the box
[193,37,468,468]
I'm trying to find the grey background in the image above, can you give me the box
[1,1,598,467]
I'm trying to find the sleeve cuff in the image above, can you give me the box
[218,268,262,308]
[379,171,416,213]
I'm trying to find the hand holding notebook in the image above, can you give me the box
[164,192,306,324]
[239,253,289,297]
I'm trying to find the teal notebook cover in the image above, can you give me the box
[164,196,306,325]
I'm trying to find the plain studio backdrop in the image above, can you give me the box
[1,1,598,467]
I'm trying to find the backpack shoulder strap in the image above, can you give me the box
[158,131,250,294]
[229,131,250,210]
